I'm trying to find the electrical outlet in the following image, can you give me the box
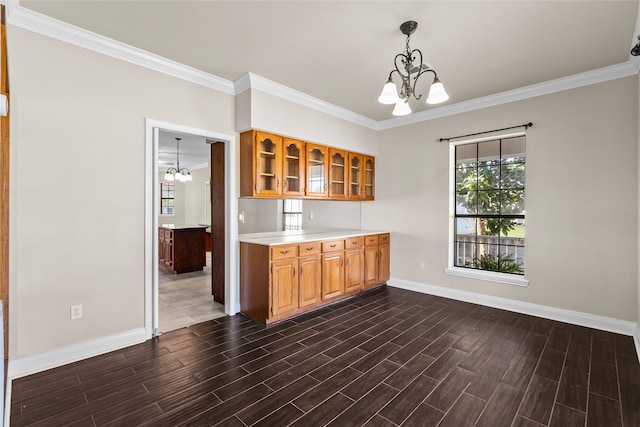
[238,211,245,223]
[71,304,82,320]
[419,261,425,270]
[309,211,314,220]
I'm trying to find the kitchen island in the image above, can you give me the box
[239,229,390,324]
[159,224,207,274]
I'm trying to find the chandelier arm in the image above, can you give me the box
[392,53,412,98]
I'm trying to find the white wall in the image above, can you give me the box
[8,26,235,358]
[364,76,639,322]
[182,167,210,226]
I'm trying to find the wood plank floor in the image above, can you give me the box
[9,286,640,426]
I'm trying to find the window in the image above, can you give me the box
[453,136,525,275]
[283,199,303,230]
[160,182,175,215]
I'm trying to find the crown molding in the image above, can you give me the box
[6,1,235,95]
[236,72,379,130]
[5,0,639,131]
[377,61,639,130]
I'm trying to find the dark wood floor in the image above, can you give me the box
[9,286,640,426]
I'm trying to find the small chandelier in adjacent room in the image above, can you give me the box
[631,35,640,56]
[378,20,449,116]
[164,137,192,182]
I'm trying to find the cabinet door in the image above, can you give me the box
[255,131,283,197]
[299,255,321,308]
[329,148,347,199]
[306,144,329,198]
[164,233,174,267]
[363,156,375,200]
[349,153,364,200]
[283,138,305,197]
[321,251,344,300]
[364,245,378,287]
[271,259,298,316]
[345,248,364,292]
[378,243,390,283]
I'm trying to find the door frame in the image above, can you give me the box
[144,118,238,338]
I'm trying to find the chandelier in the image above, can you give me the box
[164,137,192,182]
[378,20,449,116]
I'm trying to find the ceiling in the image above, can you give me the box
[19,0,639,124]
[19,0,637,169]
[158,130,210,173]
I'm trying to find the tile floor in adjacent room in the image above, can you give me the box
[9,286,640,426]
[159,252,226,333]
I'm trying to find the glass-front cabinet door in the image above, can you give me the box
[306,144,329,198]
[254,131,282,197]
[349,153,363,199]
[363,156,375,200]
[282,138,305,197]
[329,148,347,199]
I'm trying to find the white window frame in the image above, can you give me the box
[444,131,530,287]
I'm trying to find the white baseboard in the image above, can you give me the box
[388,278,638,337]
[7,327,147,380]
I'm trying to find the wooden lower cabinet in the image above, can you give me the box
[364,233,391,288]
[271,258,298,316]
[240,233,389,324]
[299,254,321,307]
[321,251,344,300]
[158,226,206,274]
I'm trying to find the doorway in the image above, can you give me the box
[145,119,238,338]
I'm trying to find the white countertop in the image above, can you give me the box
[238,229,388,246]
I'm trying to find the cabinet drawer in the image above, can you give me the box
[364,235,379,246]
[322,240,344,252]
[298,242,321,256]
[158,229,165,238]
[345,236,364,249]
[378,233,390,244]
[271,244,297,260]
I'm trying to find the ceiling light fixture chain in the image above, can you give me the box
[378,20,449,116]
[164,137,193,182]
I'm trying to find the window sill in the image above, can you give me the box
[444,267,529,287]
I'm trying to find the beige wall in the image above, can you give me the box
[245,89,378,156]
[364,76,639,322]
[8,26,235,358]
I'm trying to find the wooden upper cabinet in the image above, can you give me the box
[241,129,375,201]
[240,130,283,197]
[282,138,305,197]
[306,143,329,198]
[363,156,375,200]
[349,153,363,200]
[329,148,348,199]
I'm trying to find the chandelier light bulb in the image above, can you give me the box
[164,172,174,181]
[378,79,399,104]
[426,77,449,104]
[392,98,411,116]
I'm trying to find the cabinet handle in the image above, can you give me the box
[340,258,343,267]
[280,250,289,255]
[293,268,295,277]
[330,244,336,248]
[352,240,357,244]
[306,247,314,251]
[276,178,280,189]
[300,266,303,276]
